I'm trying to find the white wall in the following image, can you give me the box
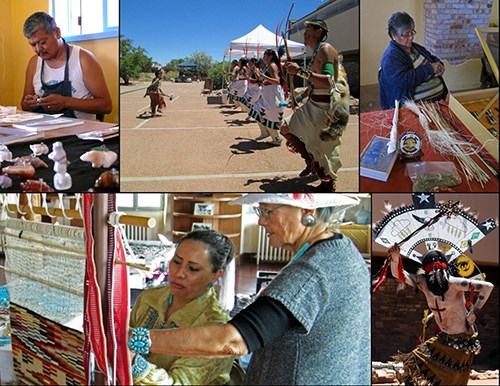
[360,0,498,91]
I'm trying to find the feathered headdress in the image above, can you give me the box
[373,193,496,263]
[372,193,497,292]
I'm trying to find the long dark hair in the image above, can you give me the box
[264,49,286,87]
[422,250,449,300]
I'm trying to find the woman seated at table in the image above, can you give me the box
[379,11,448,109]
[129,230,235,385]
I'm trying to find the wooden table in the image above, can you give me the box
[360,103,499,192]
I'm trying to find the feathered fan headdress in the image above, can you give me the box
[372,193,497,291]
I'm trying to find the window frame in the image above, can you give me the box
[117,194,165,212]
[50,0,118,42]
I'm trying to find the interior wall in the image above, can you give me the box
[239,196,371,255]
[360,0,497,91]
[372,193,499,267]
[0,2,13,105]
[0,0,118,123]
[77,38,119,123]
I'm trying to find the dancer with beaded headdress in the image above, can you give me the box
[282,19,350,192]
[373,193,497,386]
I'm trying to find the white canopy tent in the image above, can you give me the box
[224,24,306,59]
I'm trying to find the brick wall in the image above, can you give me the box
[424,0,494,64]
[372,277,499,369]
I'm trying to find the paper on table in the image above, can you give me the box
[77,126,119,141]
[12,117,84,132]
[0,126,44,145]
[0,113,45,124]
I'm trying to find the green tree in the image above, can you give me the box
[120,35,153,85]
[207,61,227,90]
[187,51,214,78]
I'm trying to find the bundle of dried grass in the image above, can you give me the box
[404,100,490,188]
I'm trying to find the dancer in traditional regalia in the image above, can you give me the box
[226,60,238,103]
[372,193,497,386]
[231,58,248,111]
[144,68,168,117]
[282,19,350,192]
[249,49,286,146]
[240,58,262,115]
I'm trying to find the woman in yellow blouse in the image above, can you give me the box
[129,230,235,385]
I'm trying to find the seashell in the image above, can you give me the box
[30,142,49,156]
[2,163,36,179]
[0,144,12,162]
[0,174,13,189]
[20,178,54,192]
[80,145,117,168]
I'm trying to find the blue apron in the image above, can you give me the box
[36,39,76,118]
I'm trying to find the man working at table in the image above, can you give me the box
[21,12,112,120]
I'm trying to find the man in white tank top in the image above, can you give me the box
[21,12,112,120]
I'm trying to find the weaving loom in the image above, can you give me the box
[1,217,86,385]
[0,194,158,385]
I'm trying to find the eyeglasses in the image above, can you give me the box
[400,29,417,38]
[254,205,285,218]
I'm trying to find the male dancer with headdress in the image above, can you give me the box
[282,19,350,192]
[387,244,493,385]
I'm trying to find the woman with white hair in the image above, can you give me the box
[128,193,371,385]
[379,11,448,109]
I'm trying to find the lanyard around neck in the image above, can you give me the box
[41,39,70,82]
[288,242,310,264]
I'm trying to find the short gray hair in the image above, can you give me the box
[387,11,415,39]
[23,12,58,38]
[315,207,346,227]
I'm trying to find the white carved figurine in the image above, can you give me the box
[48,141,72,190]
[0,144,13,162]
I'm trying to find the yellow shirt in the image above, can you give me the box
[130,286,233,385]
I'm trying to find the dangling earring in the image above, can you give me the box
[301,213,317,227]
[207,282,214,289]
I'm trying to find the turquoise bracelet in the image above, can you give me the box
[128,327,151,355]
[131,354,149,377]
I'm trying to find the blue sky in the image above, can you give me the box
[120,0,323,65]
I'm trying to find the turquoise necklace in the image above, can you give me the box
[166,288,209,311]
